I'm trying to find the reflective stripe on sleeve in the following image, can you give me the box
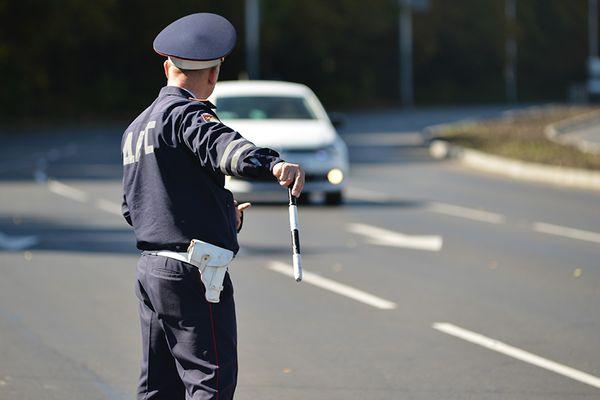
[230,143,256,176]
[219,138,249,175]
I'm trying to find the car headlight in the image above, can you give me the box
[327,168,344,185]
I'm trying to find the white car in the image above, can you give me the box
[209,81,349,205]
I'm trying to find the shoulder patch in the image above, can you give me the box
[200,113,220,123]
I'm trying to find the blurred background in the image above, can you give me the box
[0,0,597,121]
[1,1,599,399]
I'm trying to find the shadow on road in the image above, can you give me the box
[0,129,123,182]
[242,198,425,209]
[0,216,137,255]
[0,215,352,257]
[239,243,351,257]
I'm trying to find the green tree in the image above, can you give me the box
[0,0,593,120]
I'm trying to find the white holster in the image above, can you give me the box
[155,239,234,303]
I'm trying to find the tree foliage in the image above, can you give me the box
[0,0,592,120]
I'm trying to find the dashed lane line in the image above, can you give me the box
[46,179,123,217]
[48,180,398,311]
[427,202,505,224]
[532,222,600,245]
[349,186,599,245]
[433,322,600,390]
[47,180,600,249]
[95,199,122,216]
[347,222,443,251]
[47,179,89,203]
[347,187,393,203]
[348,186,505,224]
[269,261,397,310]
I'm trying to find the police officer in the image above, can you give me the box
[121,13,305,400]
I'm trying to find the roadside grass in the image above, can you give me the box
[438,106,600,171]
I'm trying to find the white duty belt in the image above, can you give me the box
[153,239,234,303]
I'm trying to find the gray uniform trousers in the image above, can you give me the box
[135,253,237,400]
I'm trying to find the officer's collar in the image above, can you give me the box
[160,86,217,109]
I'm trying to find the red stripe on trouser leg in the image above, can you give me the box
[209,304,220,400]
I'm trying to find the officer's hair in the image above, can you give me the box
[180,68,212,76]
[169,60,217,77]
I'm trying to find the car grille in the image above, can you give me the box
[281,148,320,155]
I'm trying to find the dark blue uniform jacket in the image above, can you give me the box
[121,86,282,254]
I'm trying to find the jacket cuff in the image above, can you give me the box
[269,158,285,172]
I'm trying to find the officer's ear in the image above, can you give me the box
[163,60,170,79]
[207,65,220,86]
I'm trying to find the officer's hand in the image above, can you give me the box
[234,201,251,231]
[272,162,305,197]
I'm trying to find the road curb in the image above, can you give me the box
[544,109,600,154]
[429,140,600,191]
[421,106,557,143]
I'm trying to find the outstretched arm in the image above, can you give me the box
[181,112,283,179]
[181,110,305,195]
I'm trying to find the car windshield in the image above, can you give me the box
[216,96,317,120]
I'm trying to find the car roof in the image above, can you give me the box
[213,80,313,97]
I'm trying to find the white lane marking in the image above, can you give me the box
[347,187,392,203]
[347,223,443,251]
[47,179,88,203]
[433,322,600,389]
[427,202,505,224]
[349,187,507,225]
[0,232,38,250]
[95,199,122,216]
[46,179,123,218]
[269,261,397,310]
[532,222,600,244]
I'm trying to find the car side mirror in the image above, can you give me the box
[328,112,346,129]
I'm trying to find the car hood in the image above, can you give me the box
[219,119,336,150]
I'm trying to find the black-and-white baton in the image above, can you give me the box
[288,188,302,282]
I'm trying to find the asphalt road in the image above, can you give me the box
[0,106,599,399]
